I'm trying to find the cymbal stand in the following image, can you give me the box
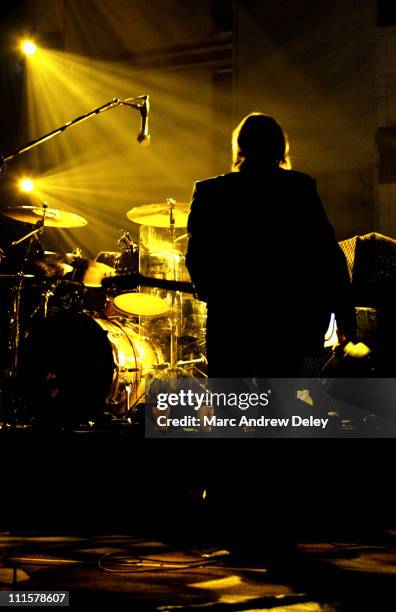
[154,199,206,380]
[6,205,47,377]
[134,200,208,432]
[168,199,178,374]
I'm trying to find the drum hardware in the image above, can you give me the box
[26,279,57,322]
[2,205,48,376]
[117,230,139,276]
[118,229,136,251]
[174,233,188,243]
[8,273,24,375]
[127,197,206,379]
[167,198,186,376]
[42,283,55,318]
[67,247,82,259]
[31,278,84,318]
[0,204,89,380]
[177,358,208,366]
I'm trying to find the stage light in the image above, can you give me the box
[23,41,227,258]
[21,40,37,56]
[19,178,35,193]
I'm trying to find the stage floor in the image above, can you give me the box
[0,531,396,610]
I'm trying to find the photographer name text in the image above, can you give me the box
[156,415,329,429]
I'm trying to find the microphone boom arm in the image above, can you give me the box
[0,95,148,180]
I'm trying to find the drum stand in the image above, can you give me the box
[0,208,48,422]
[153,199,207,380]
[4,205,47,377]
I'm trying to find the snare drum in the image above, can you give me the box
[19,312,163,423]
[112,292,170,319]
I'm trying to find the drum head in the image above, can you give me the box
[113,292,170,318]
[19,312,114,426]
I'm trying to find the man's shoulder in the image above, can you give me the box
[278,168,316,187]
[193,169,317,199]
[194,172,238,191]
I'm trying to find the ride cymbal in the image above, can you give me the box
[127,202,189,228]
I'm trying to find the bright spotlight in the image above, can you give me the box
[20,178,35,193]
[21,40,37,56]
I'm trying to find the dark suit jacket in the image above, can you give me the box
[186,164,355,356]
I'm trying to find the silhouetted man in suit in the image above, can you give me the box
[186,113,355,377]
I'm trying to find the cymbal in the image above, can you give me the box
[82,261,116,288]
[127,203,189,228]
[2,206,88,228]
[31,252,74,278]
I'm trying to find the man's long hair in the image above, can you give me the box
[232,113,291,171]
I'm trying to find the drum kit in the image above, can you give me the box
[0,198,207,428]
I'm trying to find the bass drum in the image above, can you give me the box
[19,312,163,426]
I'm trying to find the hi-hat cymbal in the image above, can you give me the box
[2,206,88,228]
[127,203,189,228]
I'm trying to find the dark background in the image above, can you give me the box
[0,0,394,539]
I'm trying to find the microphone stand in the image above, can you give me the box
[0,96,148,179]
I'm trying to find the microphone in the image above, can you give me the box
[137,96,150,145]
